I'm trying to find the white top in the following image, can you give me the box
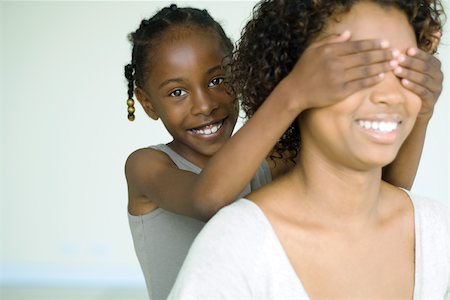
[169,193,450,300]
[128,144,272,300]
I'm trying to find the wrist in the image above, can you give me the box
[275,77,309,115]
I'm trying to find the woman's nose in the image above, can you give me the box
[369,72,406,106]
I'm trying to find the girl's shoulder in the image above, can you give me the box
[125,145,179,172]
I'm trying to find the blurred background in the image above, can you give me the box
[1,1,449,299]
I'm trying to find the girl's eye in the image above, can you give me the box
[208,77,224,87]
[169,89,187,97]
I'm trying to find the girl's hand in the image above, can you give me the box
[393,47,443,121]
[284,30,395,111]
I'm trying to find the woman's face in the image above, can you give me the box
[300,2,421,170]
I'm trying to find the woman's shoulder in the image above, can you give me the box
[198,199,273,242]
[180,199,276,265]
[402,191,450,257]
[406,192,450,225]
[383,184,449,228]
[169,199,278,298]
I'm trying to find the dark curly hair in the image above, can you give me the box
[230,0,444,161]
[125,4,234,120]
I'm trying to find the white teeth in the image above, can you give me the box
[357,120,398,133]
[191,121,223,136]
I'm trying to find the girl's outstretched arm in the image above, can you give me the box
[189,32,397,219]
[382,48,443,189]
[128,33,396,222]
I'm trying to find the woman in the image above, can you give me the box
[169,1,450,298]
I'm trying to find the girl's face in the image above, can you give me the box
[300,2,421,170]
[136,27,238,166]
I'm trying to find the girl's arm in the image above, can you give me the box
[188,33,397,220]
[382,48,443,189]
[127,33,395,221]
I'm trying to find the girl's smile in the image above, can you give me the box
[188,118,226,137]
[136,26,238,167]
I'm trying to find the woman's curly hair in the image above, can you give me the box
[229,0,444,161]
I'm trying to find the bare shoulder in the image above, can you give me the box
[247,174,294,214]
[379,182,416,236]
[125,147,177,215]
[381,182,414,211]
[125,147,176,178]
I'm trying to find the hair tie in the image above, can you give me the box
[124,64,134,80]
[170,4,177,11]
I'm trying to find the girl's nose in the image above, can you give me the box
[191,90,219,116]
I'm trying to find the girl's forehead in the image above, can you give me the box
[147,27,225,68]
[160,25,219,45]
[144,26,226,86]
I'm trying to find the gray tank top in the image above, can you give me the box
[128,144,272,299]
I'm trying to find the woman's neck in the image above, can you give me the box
[289,149,384,230]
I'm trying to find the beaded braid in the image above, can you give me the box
[125,64,135,121]
[124,4,233,121]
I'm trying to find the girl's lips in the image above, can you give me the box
[188,119,225,136]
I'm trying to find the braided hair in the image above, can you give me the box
[124,4,234,121]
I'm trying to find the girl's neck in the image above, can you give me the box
[168,141,211,169]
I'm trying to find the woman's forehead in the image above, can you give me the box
[320,2,417,52]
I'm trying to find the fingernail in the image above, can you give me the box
[407,48,417,56]
[392,49,400,58]
[378,73,385,79]
[402,78,410,85]
[394,67,403,74]
[381,40,390,48]
[390,60,399,68]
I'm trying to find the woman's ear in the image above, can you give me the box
[135,88,160,120]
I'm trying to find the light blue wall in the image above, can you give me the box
[0,0,449,288]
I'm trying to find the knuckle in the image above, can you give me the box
[352,41,364,52]
[436,59,442,68]
[420,75,430,86]
[361,66,371,77]
[420,89,430,99]
[361,53,370,64]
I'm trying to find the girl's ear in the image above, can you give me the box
[135,88,159,120]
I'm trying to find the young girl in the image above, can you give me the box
[124,3,443,299]
[168,0,449,299]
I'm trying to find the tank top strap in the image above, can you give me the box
[150,144,201,174]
